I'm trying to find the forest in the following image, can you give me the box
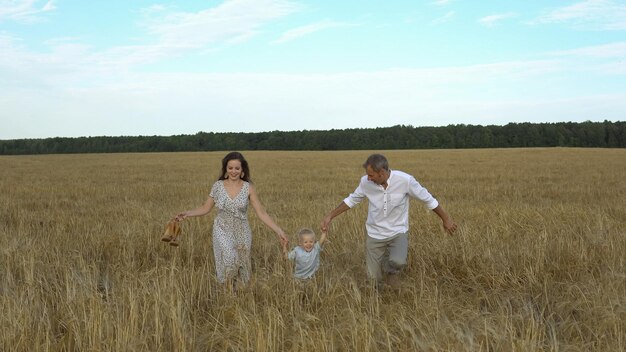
[1,120,624,155]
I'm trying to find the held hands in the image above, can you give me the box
[281,238,289,258]
[276,231,289,248]
[320,216,332,233]
[319,229,328,245]
[277,230,289,259]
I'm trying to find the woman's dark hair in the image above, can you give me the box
[218,151,250,182]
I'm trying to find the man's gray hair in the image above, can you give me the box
[363,154,389,172]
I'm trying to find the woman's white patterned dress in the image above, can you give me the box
[209,180,252,284]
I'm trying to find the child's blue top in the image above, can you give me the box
[288,242,322,279]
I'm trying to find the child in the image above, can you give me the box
[283,228,327,280]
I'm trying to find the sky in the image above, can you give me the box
[1,0,625,140]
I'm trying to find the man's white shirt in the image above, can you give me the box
[343,170,439,240]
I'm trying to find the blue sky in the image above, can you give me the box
[1,0,625,139]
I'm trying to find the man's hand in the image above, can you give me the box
[443,219,457,234]
[320,216,332,232]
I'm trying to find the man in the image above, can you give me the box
[320,154,457,288]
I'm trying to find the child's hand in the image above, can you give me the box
[281,242,290,260]
[319,229,328,245]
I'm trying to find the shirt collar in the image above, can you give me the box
[388,169,393,181]
[381,169,393,189]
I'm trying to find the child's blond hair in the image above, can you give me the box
[297,228,316,241]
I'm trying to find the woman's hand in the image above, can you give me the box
[281,239,288,255]
[175,212,188,222]
[276,231,289,247]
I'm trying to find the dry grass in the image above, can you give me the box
[0,148,624,351]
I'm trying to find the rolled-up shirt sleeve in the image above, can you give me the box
[408,176,439,210]
[343,178,367,208]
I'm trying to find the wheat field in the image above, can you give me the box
[0,148,624,351]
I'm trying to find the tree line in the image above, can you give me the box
[1,121,624,155]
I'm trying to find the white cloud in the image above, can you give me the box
[143,0,299,49]
[0,0,56,22]
[547,41,626,75]
[1,0,625,139]
[3,64,622,139]
[0,0,302,85]
[140,4,169,15]
[478,12,516,27]
[431,0,451,6]
[535,0,626,30]
[0,59,570,139]
[41,0,54,12]
[597,61,626,74]
[431,11,455,25]
[272,20,355,44]
[549,41,626,58]
[429,93,626,126]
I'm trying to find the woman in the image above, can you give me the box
[176,152,288,289]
